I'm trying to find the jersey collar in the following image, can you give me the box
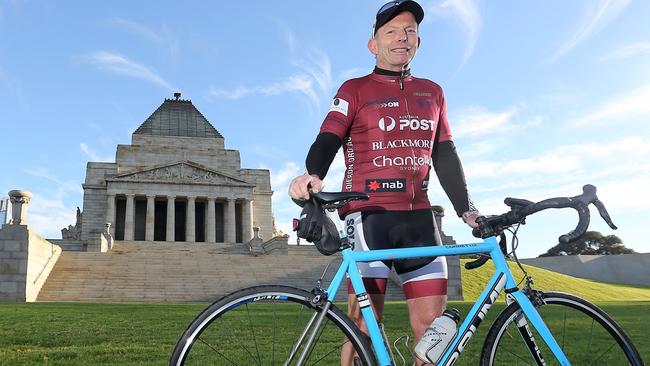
[371,66,413,84]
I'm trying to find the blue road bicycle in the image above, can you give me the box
[169,185,644,365]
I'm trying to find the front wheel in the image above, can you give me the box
[481,291,644,365]
[169,285,376,365]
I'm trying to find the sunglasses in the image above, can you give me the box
[373,0,411,36]
[376,0,406,16]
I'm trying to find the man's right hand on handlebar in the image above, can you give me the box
[288,173,324,200]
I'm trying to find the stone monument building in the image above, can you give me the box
[73,94,274,250]
[0,197,9,225]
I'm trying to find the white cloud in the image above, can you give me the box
[208,74,318,105]
[601,42,650,61]
[206,28,333,114]
[18,170,83,238]
[79,51,174,90]
[547,0,632,62]
[108,18,165,44]
[451,105,540,139]
[79,142,113,162]
[23,169,83,197]
[466,136,650,180]
[427,0,482,67]
[27,192,77,238]
[573,84,650,126]
[108,18,181,64]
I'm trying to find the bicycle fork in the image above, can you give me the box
[507,293,547,366]
[285,295,333,366]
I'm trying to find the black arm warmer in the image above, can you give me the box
[305,132,342,179]
[432,140,476,217]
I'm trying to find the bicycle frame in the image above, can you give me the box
[324,236,571,366]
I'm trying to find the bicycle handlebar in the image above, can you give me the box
[473,184,617,243]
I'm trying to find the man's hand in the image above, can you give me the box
[462,210,481,229]
[288,173,324,200]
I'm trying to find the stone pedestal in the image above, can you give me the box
[248,226,264,256]
[8,190,32,225]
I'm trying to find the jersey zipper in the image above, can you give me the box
[400,78,416,209]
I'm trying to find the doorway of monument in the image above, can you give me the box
[215,201,225,242]
[175,199,186,241]
[114,197,126,241]
[154,199,167,241]
[195,200,205,242]
[134,198,147,241]
[235,201,242,243]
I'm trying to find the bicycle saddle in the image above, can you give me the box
[312,191,369,204]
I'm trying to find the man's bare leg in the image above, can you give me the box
[407,294,447,365]
[341,293,385,366]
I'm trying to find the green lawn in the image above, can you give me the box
[0,300,647,365]
[460,258,650,302]
[1,261,648,365]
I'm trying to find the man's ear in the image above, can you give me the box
[368,38,378,56]
[417,36,421,47]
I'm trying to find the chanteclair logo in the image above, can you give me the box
[378,116,396,132]
[378,116,435,132]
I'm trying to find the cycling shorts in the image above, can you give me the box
[345,209,448,299]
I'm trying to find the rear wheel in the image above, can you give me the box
[169,285,376,365]
[481,292,643,365]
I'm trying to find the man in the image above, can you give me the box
[288,1,479,364]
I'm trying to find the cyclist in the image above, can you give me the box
[288,1,479,364]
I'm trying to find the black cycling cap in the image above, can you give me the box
[373,0,424,36]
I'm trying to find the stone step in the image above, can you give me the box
[37,241,456,303]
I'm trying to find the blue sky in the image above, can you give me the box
[1,0,649,258]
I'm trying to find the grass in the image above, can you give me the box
[459,258,650,302]
[0,262,648,365]
[0,300,647,365]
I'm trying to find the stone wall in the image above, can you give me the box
[116,135,241,175]
[81,186,108,242]
[239,169,274,240]
[0,224,62,302]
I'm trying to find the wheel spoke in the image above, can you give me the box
[245,303,262,366]
[484,293,641,366]
[272,301,277,365]
[170,287,374,366]
[196,337,238,365]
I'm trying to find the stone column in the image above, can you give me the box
[186,196,196,242]
[145,195,155,241]
[124,194,135,241]
[106,193,116,238]
[206,197,216,243]
[8,190,32,225]
[224,198,236,243]
[166,196,175,242]
[242,199,253,242]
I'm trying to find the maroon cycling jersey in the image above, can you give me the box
[320,71,453,217]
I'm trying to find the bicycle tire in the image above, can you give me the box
[480,291,644,365]
[169,285,376,366]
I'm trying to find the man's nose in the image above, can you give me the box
[397,29,408,42]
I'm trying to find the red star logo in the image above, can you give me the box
[368,180,380,191]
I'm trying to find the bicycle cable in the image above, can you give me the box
[508,221,534,289]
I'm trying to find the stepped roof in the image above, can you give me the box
[134,94,223,138]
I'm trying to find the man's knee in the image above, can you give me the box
[407,295,447,338]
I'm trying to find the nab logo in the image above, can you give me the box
[365,179,406,192]
[378,116,396,132]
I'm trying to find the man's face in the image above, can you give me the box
[369,11,419,72]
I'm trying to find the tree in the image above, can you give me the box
[539,231,635,257]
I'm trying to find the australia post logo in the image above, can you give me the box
[378,116,435,132]
[365,178,407,192]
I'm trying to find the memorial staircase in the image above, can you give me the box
[36,241,407,303]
